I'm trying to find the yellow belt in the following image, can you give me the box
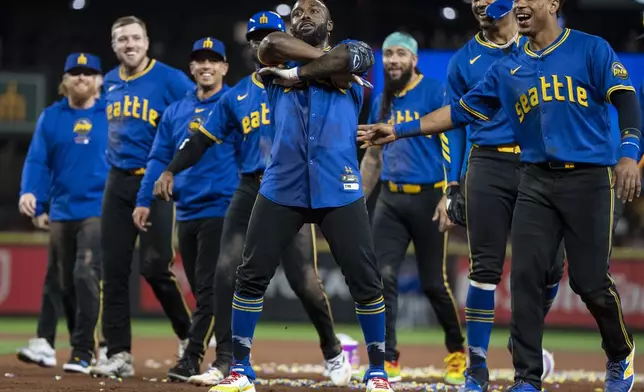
[131,168,146,176]
[387,180,445,194]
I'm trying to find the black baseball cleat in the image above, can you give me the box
[167,355,200,382]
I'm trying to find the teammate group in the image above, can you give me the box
[14,0,639,391]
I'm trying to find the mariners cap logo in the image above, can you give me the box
[77,53,88,65]
[612,62,628,80]
[203,38,213,49]
[260,13,268,24]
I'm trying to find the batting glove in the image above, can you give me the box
[446,185,466,227]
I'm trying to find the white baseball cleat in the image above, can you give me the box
[366,376,394,392]
[16,338,56,368]
[189,367,226,386]
[324,352,353,386]
[208,372,256,392]
[89,351,135,377]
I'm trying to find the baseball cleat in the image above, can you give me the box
[208,371,256,392]
[459,367,489,392]
[444,351,467,385]
[63,356,91,374]
[604,347,635,392]
[89,351,135,377]
[384,358,401,382]
[16,338,56,368]
[168,355,200,382]
[96,344,108,366]
[324,352,352,386]
[506,380,540,391]
[189,366,226,386]
[366,377,394,392]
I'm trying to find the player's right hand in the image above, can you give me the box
[154,171,174,202]
[445,185,466,227]
[18,193,37,217]
[32,213,49,231]
[357,124,397,149]
[132,207,151,232]
[433,195,455,232]
[615,157,641,202]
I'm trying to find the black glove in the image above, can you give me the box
[446,185,466,227]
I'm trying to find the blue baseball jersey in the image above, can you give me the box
[200,73,273,175]
[368,74,446,185]
[21,98,109,221]
[104,60,195,170]
[452,29,635,166]
[443,33,527,182]
[258,42,370,209]
[137,87,239,221]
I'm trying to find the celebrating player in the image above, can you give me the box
[358,0,638,390]
[158,0,389,390]
[360,32,466,385]
[436,1,562,390]
[154,11,352,387]
[18,53,107,374]
[134,37,237,382]
[89,16,194,378]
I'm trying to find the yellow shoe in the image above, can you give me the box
[443,351,466,385]
[385,359,401,382]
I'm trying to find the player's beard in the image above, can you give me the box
[383,65,413,95]
[293,23,328,47]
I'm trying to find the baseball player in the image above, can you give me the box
[18,53,107,374]
[435,1,562,389]
[360,32,466,384]
[358,0,639,390]
[157,1,391,390]
[154,11,352,387]
[133,37,237,382]
[89,16,194,378]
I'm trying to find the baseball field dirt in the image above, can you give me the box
[1,335,642,392]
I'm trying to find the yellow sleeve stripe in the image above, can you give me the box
[442,150,451,163]
[441,143,450,155]
[606,85,636,104]
[439,133,449,145]
[198,126,223,144]
[459,99,490,122]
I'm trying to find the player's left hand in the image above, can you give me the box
[32,213,50,231]
[154,171,174,202]
[615,157,641,202]
[433,195,455,232]
[357,124,397,149]
[132,207,150,232]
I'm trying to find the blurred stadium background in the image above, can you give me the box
[2,0,644,334]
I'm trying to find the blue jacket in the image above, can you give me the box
[137,87,239,221]
[21,98,109,221]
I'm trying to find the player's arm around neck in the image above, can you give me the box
[257,31,324,65]
[298,41,374,80]
[360,146,383,199]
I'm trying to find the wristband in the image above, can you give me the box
[393,119,422,139]
[620,141,640,161]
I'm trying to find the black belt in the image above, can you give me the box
[242,171,264,182]
[533,162,603,171]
